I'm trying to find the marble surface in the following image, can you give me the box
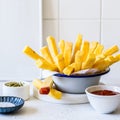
[0,82,120,120]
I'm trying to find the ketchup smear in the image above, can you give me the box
[91,90,120,96]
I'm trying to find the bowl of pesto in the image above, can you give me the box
[2,81,30,100]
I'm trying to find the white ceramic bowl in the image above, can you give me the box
[85,85,120,114]
[2,81,30,100]
[52,69,109,94]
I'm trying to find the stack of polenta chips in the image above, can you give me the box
[23,34,120,75]
[33,76,62,100]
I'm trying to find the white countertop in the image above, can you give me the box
[1,82,120,120]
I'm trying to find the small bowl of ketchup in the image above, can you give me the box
[85,85,120,114]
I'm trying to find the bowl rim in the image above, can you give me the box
[3,81,29,88]
[53,68,110,78]
[85,85,120,98]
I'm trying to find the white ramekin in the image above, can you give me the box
[2,81,30,100]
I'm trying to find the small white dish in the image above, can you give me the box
[2,81,30,101]
[85,85,120,114]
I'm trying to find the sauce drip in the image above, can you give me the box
[91,90,119,96]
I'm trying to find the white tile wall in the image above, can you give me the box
[59,20,100,42]
[101,20,120,84]
[101,20,120,48]
[59,0,100,19]
[43,0,120,84]
[101,62,120,85]
[0,0,42,80]
[102,0,120,19]
[43,0,58,19]
[43,20,58,45]
[101,0,120,84]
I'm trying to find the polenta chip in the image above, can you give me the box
[64,41,73,67]
[54,54,65,73]
[103,45,119,56]
[40,46,54,64]
[42,76,53,88]
[48,88,62,100]
[33,76,53,90]
[23,35,120,75]
[74,50,83,71]
[47,36,58,61]
[106,54,120,65]
[94,44,104,56]
[82,53,96,69]
[74,62,82,72]
[80,40,90,62]
[89,41,98,53]
[63,63,75,75]
[71,34,82,63]
[93,59,110,71]
[33,79,43,90]
[59,39,65,55]
[36,59,58,71]
[23,46,42,60]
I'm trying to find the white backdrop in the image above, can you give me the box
[0,0,42,81]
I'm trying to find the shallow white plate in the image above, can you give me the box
[33,87,88,104]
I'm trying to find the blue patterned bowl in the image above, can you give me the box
[0,96,24,114]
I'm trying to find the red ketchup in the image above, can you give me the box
[91,90,119,96]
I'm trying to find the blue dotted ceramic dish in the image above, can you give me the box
[0,96,24,114]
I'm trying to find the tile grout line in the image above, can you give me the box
[58,0,60,41]
[43,18,101,20]
[99,0,102,43]
[43,18,120,20]
[40,0,44,79]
